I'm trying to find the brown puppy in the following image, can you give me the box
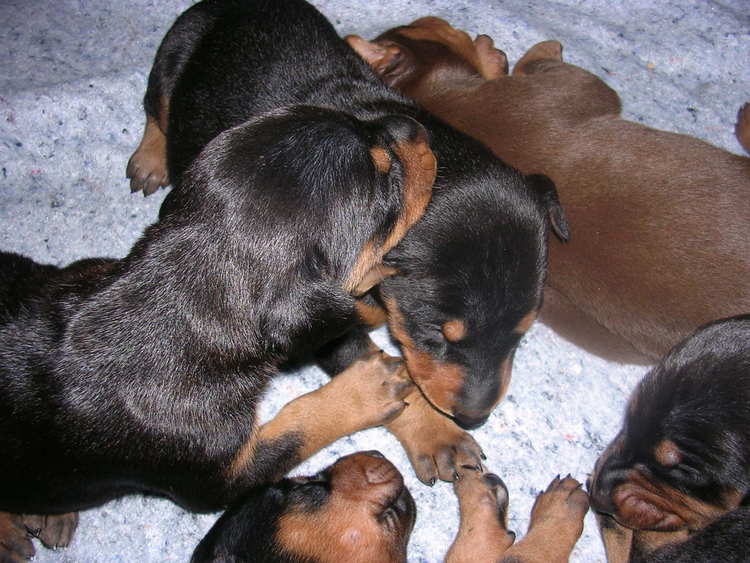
[347,18,750,363]
[193,451,588,562]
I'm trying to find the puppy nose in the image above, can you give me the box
[589,467,627,515]
[453,412,489,430]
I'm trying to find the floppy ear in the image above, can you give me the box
[526,174,570,242]
[345,35,402,75]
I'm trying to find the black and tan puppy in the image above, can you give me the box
[589,315,750,562]
[192,451,588,563]
[127,0,568,486]
[348,18,750,365]
[0,5,445,561]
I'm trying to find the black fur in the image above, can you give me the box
[143,0,560,430]
[0,2,430,521]
[590,314,750,561]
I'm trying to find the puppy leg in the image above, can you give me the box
[228,351,413,487]
[0,512,35,562]
[127,2,218,194]
[385,388,484,484]
[22,513,78,550]
[595,512,633,563]
[446,469,515,563]
[127,113,169,195]
[502,476,589,563]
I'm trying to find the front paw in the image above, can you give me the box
[0,512,35,562]
[126,116,169,195]
[529,475,590,538]
[386,389,485,484]
[447,469,515,563]
[343,351,414,428]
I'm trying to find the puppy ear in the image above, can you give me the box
[526,174,570,242]
[351,264,398,297]
[345,35,402,75]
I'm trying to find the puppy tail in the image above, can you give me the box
[735,103,750,155]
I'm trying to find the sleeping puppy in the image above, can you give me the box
[127,0,568,485]
[192,451,589,562]
[589,315,750,562]
[347,17,750,364]
[0,56,437,563]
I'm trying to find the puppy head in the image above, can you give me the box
[180,105,435,297]
[378,171,566,429]
[192,452,416,563]
[346,17,508,99]
[590,315,750,534]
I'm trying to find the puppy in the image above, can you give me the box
[0,13,442,563]
[126,0,568,486]
[589,315,750,562]
[192,451,588,562]
[348,18,750,364]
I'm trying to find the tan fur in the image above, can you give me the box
[653,439,682,467]
[609,468,738,531]
[385,387,483,483]
[369,146,392,174]
[228,352,412,479]
[515,310,537,334]
[385,298,463,416]
[442,319,466,342]
[355,19,750,364]
[126,114,170,195]
[0,512,35,561]
[447,473,588,563]
[355,298,389,327]
[344,136,436,295]
[276,453,409,563]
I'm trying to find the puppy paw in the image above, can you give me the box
[528,475,589,538]
[0,512,35,562]
[127,116,169,195]
[447,469,515,562]
[23,512,78,549]
[474,34,508,79]
[387,394,484,484]
[342,351,414,428]
[454,469,511,527]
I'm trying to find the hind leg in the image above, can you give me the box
[0,513,34,562]
[22,513,78,551]
[127,2,219,194]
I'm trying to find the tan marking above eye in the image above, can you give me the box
[653,440,682,467]
[442,319,466,342]
[369,146,392,174]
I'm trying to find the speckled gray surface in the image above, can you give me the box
[1,1,748,561]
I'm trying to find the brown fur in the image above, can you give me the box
[229,352,412,479]
[126,114,169,195]
[350,19,750,364]
[384,387,483,484]
[447,472,589,562]
[385,297,465,416]
[276,453,412,563]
